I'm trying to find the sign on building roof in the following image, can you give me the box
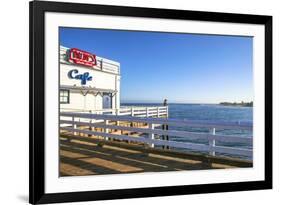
[68,48,97,67]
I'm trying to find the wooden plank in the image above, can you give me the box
[148,153,202,164]
[60,150,88,159]
[214,146,252,157]
[81,158,143,172]
[60,163,95,176]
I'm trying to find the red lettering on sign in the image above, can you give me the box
[69,48,97,67]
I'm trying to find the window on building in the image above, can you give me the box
[60,90,70,104]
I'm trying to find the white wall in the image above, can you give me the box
[60,63,119,110]
[60,64,117,89]
[0,0,280,205]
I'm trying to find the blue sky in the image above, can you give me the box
[60,27,253,104]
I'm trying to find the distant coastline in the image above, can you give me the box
[219,101,253,107]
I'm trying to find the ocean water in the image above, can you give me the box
[121,103,253,159]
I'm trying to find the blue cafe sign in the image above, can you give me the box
[68,69,92,85]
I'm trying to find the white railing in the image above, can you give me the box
[60,106,168,118]
[60,112,253,159]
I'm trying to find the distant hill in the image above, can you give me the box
[219,101,253,107]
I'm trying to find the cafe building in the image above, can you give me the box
[59,46,121,112]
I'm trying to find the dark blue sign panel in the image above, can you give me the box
[68,69,93,85]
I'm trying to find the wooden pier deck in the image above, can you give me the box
[59,134,252,177]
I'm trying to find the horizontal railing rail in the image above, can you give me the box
[60,112,253,159]
[60,112,251,130]
[60,106,168,118]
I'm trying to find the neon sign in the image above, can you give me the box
[68,69,92,85]
[68,48,97,67]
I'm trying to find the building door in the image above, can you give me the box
[102,93,112,109]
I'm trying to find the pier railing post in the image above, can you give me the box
[131,107,134,116]
[162,123,169,150]
[89,110,92,137]
[72,116,77,136]
[149,123,155,148]
[78,118,81,136]
[146,107,149,117]
[105,120,109,141]
[116,109,120,127]
[209,128,216,156]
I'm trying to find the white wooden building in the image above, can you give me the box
[60,46,121,112]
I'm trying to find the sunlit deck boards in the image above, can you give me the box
[59,134,252,177]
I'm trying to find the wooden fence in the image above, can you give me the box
[60,112,253,158]
[61,106,168,118]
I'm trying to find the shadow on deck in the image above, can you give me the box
[59,134,252,177]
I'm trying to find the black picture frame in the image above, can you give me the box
[29,1,272,204]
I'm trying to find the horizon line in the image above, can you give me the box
[120,101,253,104]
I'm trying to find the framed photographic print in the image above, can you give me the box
[29,0,272,204]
